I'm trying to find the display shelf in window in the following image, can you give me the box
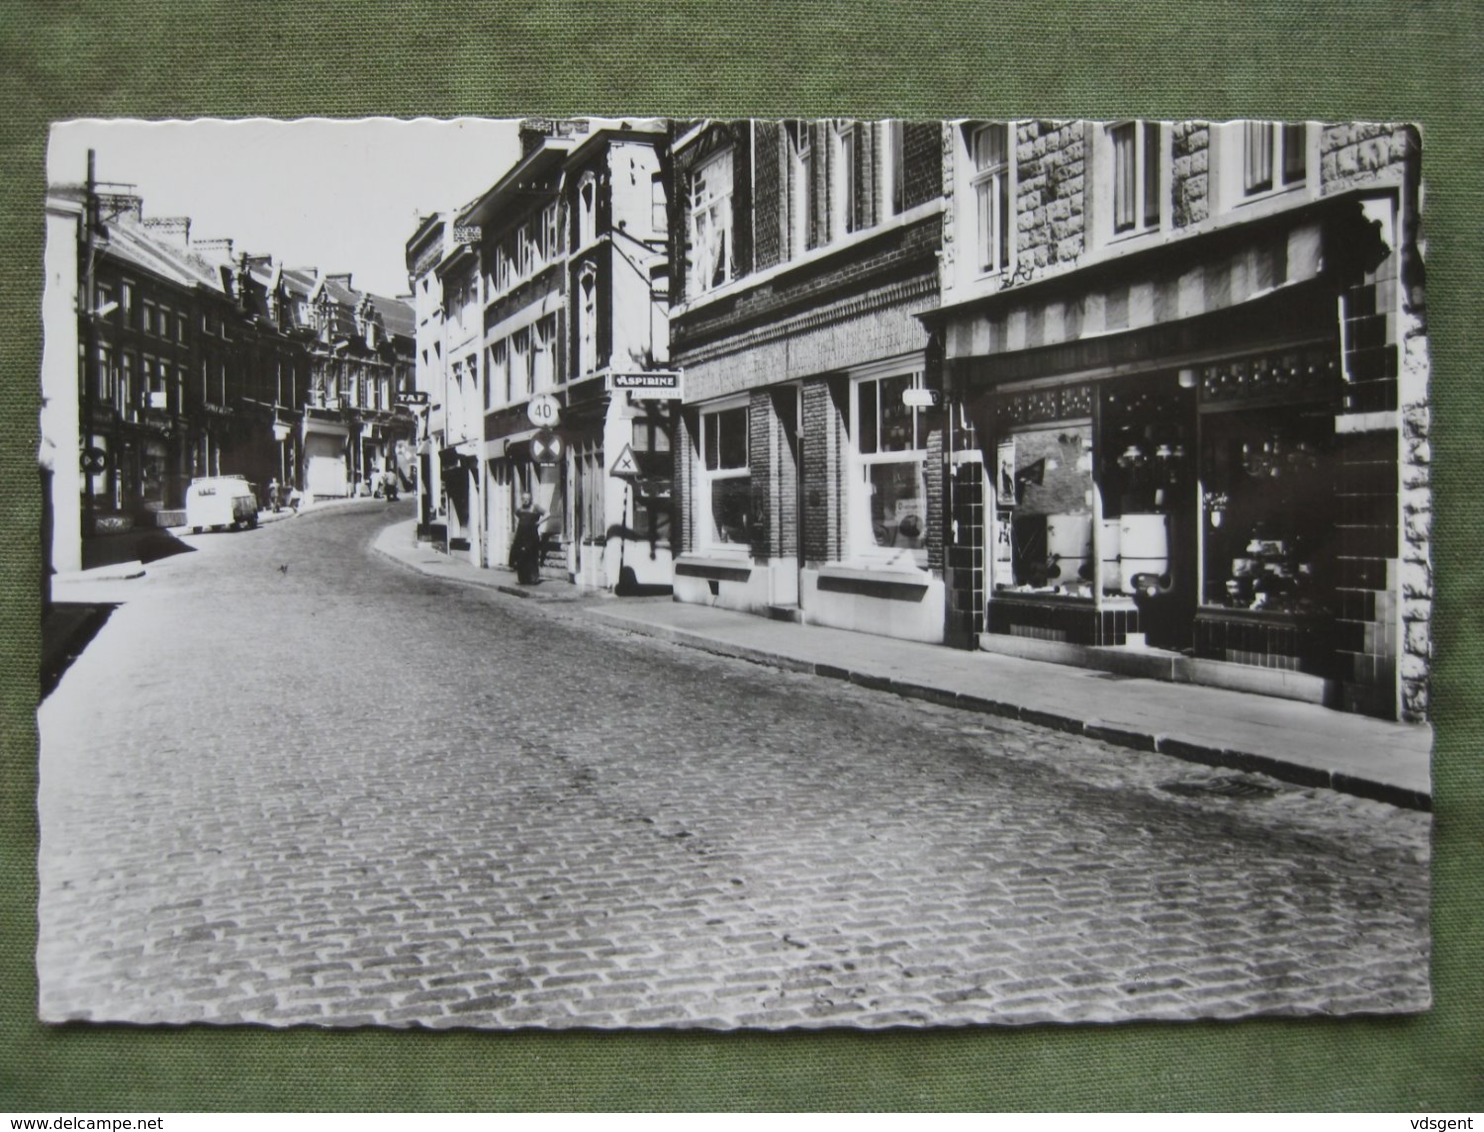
[1200,406,1335,616]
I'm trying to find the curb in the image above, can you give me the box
[589,611,1431,813]
[369,521,1429,815]
[53,560,146,584]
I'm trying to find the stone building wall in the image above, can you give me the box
[1014,120,1087,279]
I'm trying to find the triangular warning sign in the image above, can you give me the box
[610,443,639,478]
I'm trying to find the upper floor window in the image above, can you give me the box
[511,327,532,401]
[520,222,538,277]
[1243,120,1308,195]
[650,172,667,235]
[835,122,862,238]
[533,314,556,391]
[577,173,597,249]
[1212,120,1315,212]
[543,202,561,263]
[686,149,734,298]
[788,123,815,257]
[487,340,506,409]
[881,120,905,219]
[1109,121,1163,236]
[970,123,1012,274]
[576,264,598,377]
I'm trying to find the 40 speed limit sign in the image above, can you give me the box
[526,393,560,427]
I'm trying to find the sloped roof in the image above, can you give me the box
[366,293,415,340]
[102,217,226,294]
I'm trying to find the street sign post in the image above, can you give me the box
[609,443,639,478]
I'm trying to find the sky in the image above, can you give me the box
[48,118,525,298]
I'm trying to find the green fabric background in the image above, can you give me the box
[2,0,1480,1112]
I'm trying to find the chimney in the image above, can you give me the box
[142,216,191,248]
[192,237,235,258]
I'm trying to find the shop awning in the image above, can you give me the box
[485,429,538,460]
[944,278,1335,393]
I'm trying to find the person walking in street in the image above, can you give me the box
[268,478,280,513]
[510,493,544,584]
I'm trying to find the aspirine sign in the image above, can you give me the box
[608,371,683,400]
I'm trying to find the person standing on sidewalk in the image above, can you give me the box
[510,493,544,584]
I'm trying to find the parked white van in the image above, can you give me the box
[185,476,259,533]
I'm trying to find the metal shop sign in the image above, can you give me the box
[396,391,431,407]
[608,370,683,400]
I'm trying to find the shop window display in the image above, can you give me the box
[854,373,928,567]
[997,423,1095,598]
[1098,380,1193,598]
[1200,406,1334,615]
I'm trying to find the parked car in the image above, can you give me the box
[185,475,259,533]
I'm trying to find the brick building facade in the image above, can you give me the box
[668,119,948,640]
[42,161,415,580]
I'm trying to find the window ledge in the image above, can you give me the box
[816,562,933,601]
[675,552,754,582]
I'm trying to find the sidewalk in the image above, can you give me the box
[374,519,1432,811]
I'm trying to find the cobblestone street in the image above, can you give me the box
[38,501,1430,1029]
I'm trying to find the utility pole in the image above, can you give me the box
[81,148,98,539]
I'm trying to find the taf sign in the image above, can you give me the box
[608,370,683,400]
[396,391,430,407]
[527,392,561,427]
[902,388,941,409]
[530,428,563,464]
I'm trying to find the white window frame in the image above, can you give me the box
[849,369,929,569]
[533,314,556,392]
[879,120,905,220]
[1103,120,1167,243]
[489,339,509,407]
[542,202,561,263]
[576,262,598,376]
[511,327,531,401]
[969,122,1014,277]
[697,398,750,551]
[1214,120,1318,212]
[833,120,861,240]
[788,123,814,257]
[686,148,734,298]
[577,172,597,249]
